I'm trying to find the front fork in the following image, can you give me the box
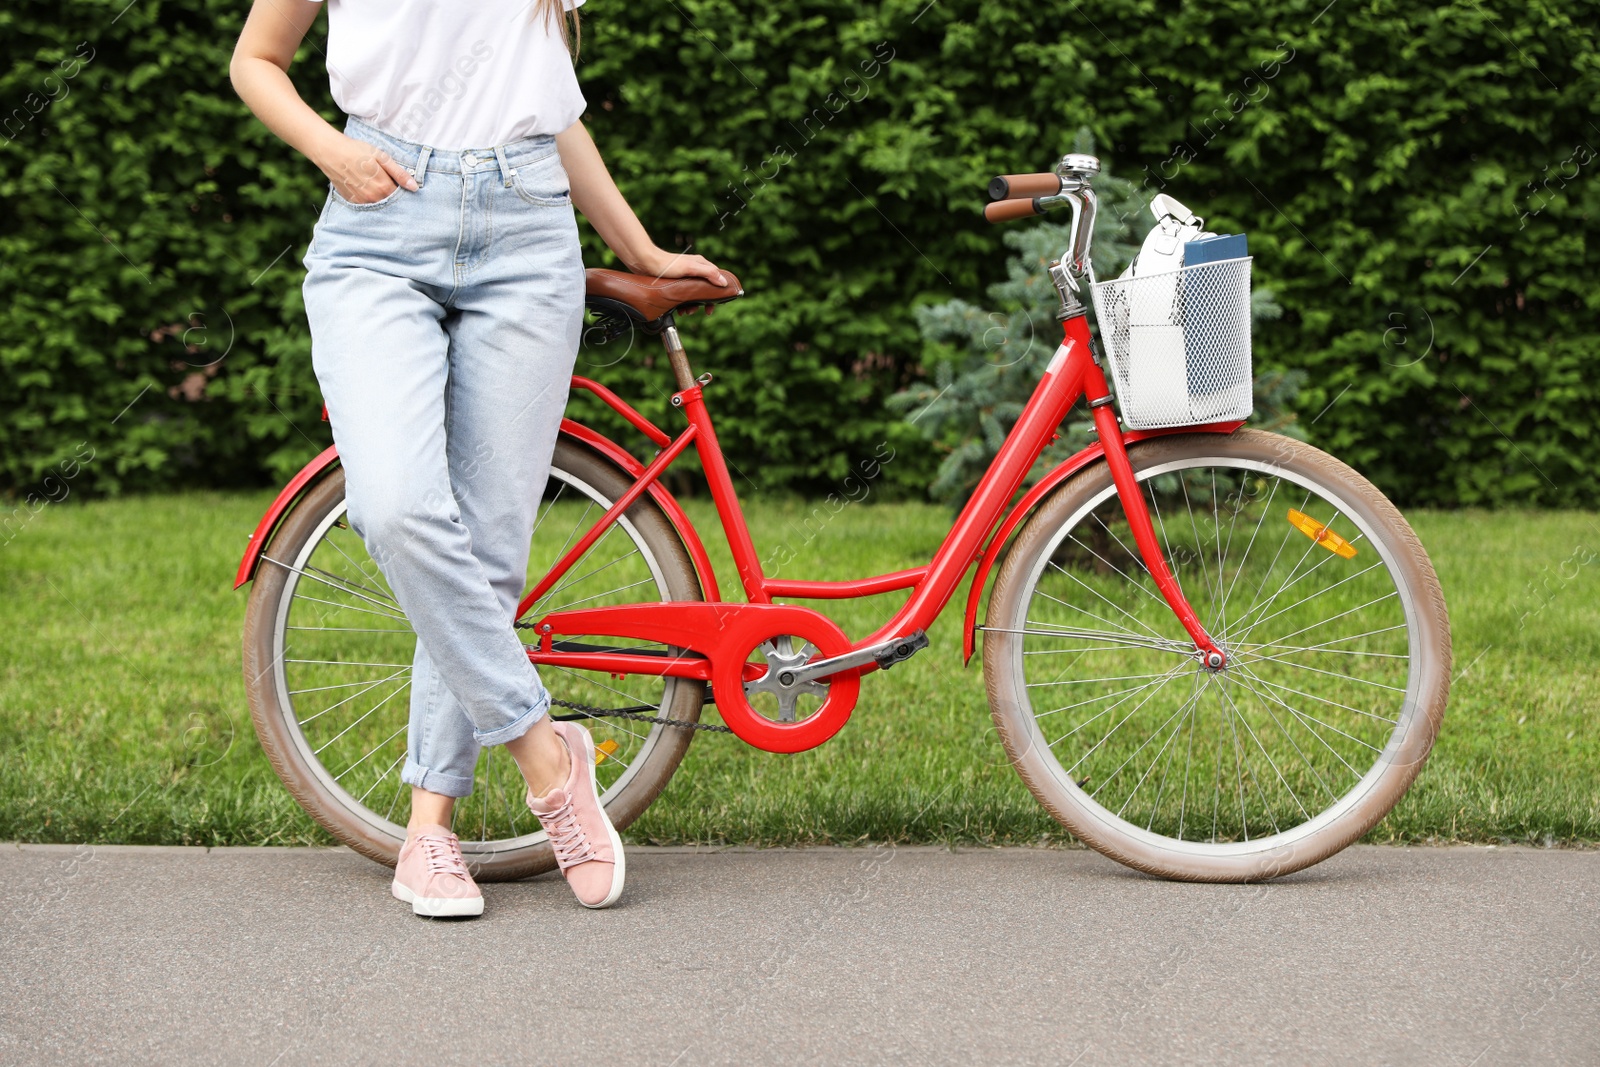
[1075,322,1226,668]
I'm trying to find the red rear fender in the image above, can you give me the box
[234,445,340,589]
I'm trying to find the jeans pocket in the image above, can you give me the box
[510,155,572,207]
[329,181,407,211]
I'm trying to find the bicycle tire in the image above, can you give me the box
[984,429,1450,882]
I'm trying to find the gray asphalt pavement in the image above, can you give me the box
[0,843,1595,1066]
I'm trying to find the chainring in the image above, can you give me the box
[711,617,860,753]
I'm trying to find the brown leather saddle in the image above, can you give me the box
[583,268,744,339]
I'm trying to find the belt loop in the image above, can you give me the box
[412,145,433,188]
[493,144,515,187]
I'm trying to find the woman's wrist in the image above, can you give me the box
[303,125,353,173]
[620,245,669,276]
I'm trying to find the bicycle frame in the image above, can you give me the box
[229,153,1245,754]
[522,310,1240,752]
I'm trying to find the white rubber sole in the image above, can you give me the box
[570,726,626,910]
[391,881,484,918]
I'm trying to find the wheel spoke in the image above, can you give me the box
[1042,562,1179,644]
[1247,591,1400,651]
[1040,665,1193,735]
[1235,649,1408,695]
[1240,622,1408,655]
[1222,670,1341,801]
[536,576,658,616]
[1222,488,1313,641]
[1060,662,1190,775]
[264,555,411,619]
[314,680,411,756]
[1028,668,1196,690]
[332,722,409,781]
[1229,521,1371,647]
[1232,663,1400,726]
[1091,683,1204,805]
[1225,669,1366,785]
[358,751,408,806]
[297,668,411,727]
[1217,475,1282,628]
[286,658,414,668]
[303,560,396,605]
[531,525,635,612]
[1062,529,1171,616]
[289,593,411,624]
[1231,558,1384,646]
[1140,672,1204,829]
[320,531,393,599]
[1218,679,1306,824]
[1231,666,1380,763]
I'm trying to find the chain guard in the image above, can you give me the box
[533,602,862,753]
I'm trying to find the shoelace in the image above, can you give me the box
[532,794,598,870]
[416,834,470,879]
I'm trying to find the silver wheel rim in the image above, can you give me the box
[1002,453,1423,859]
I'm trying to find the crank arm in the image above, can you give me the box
[779,630,929,686]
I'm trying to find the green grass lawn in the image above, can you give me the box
[1,489,1597,848]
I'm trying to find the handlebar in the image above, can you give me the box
[981,153,1103,309]
[988,173,1064,201]
[983,197,1046,223]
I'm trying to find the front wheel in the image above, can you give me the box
[983,429,1450,882]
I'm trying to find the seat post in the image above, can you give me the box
[660,316,696,390]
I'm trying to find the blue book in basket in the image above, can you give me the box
[1183,232,1247,267]
[1180,233,1253,421]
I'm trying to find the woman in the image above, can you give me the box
[231,0,725,916]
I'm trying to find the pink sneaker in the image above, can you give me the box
[390,825,484,918]
[527,721,626,908]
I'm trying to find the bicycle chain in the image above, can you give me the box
[549,697,734,734]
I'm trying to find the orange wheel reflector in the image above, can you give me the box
[595,739,620,765]
[1287,508,1357,559]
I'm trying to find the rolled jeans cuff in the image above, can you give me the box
[473,688,551,748]
[401,758,475,799]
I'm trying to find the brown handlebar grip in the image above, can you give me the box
[984,197,1044,223]
[989,173,1063,201]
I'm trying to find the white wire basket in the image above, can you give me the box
[1089,256,1254,430]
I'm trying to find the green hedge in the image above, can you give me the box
[2,1,1597,505]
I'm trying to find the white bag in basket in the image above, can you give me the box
[1122,195,1215,417]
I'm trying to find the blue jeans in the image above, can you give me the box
[303,117,584,798]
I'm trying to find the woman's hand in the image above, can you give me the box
[626,247,728,287]
[231,0,418,205]
[314,134,418,204]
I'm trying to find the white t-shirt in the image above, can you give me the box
[311,0,587,150]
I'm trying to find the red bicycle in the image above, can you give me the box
[240,154,1450,883]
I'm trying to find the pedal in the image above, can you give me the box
[872,630,929,671]
[787,630,930,685]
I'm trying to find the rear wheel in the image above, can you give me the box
[242,439,706,881]
[983,430,1450,881]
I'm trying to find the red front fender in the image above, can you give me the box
[960,421,1243,662]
